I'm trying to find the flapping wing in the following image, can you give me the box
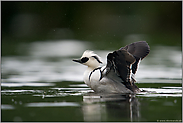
[105,49,136,83]
[120,41,150,74]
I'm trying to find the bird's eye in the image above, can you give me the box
[81,57,89,63]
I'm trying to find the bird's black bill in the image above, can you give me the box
[72,59,82,63]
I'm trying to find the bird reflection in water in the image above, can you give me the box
[82,93,140,122]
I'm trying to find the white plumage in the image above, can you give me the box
[81,50,103,69]
[73,41,150,94]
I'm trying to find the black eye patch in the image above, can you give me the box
[81,57,89,63]
[92,56,103,63]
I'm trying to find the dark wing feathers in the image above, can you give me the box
[106,49,136,83]
[131,56,140,74]
[120,41,150,60]
[113,50,129,82]
[106,41,150,83]
[120,41,150,74]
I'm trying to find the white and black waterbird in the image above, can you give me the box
[73,41,150,94]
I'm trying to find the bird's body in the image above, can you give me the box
[73,41,150,94]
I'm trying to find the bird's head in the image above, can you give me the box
[73,50,103,69]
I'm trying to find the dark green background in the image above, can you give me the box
[2,1,182,56]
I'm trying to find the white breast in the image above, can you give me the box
[83,67,101,90]
[83,66,116,93]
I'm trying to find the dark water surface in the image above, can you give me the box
[1,82,182,122]
[1,40,182,122]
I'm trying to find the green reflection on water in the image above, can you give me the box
[1,82,182,122]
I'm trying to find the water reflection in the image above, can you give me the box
[26,102,80,107]
[1,104,15,110]
[1,40,182,122]
[82,93,140,122]
[137,85,182,97]
[2,40,182,85]
[29,40,92,57]
[1,82,54,87]
[1,82,182,121]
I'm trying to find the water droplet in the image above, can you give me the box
[19,101,22,105]
[174,100,177,103]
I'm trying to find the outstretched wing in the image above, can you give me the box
[103,41,150,92]
[105,49,136,83]
[120,41,150,74]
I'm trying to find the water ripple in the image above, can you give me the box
[138,87,182,97]
[25,102,80,107]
